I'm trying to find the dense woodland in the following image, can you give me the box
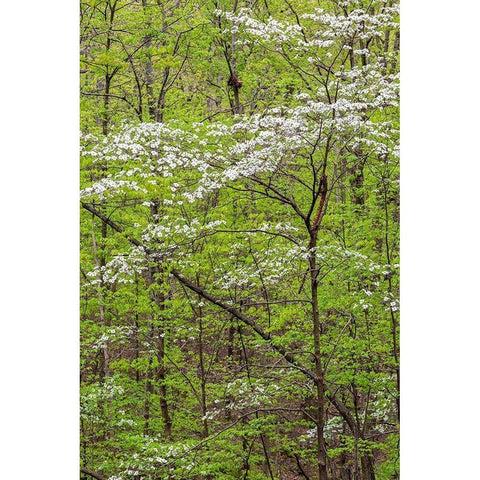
[80,0,399,479]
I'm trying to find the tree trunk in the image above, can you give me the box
[228,0,244,115]
[309,232,328,480]
[141,0,156,121]
[361,454,376,480]
[198,306,209,438]
[91,216,110,378]
[148,200,172,439]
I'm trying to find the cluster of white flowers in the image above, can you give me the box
[217,2,398,56]
[214,244,310,290]
[86,248,147,285]
[368,377,397,432]
[383,292,399,312]
[256,221,300,234]
[315,245,374,270]
[302,426,317,444]
[338,0,390,7]
[224,378,280,410]
[80,178,147,200]
[302,6,398,41]
[81,122,211,201]
[216,8,302,43]
[350,281,399,314]
[324,416,344,438]
[116,417,136,428]
[82,77,397,206]
[201,411,217,421]
[334,67,400,114]
[141,218,226,258]
[81,378,126,421]
[115,439,193,478]
[92,326,135,350]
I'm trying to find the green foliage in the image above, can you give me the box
[80,0,399,478]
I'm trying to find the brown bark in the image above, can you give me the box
[148,200,172,439]
[80,467,107,480]
[141,0,156,121]
[360,455,376,480]
[307,174,329,480]
[101,1,117,135]
[198,306,209,438]
[309,232,328,480]
[91,215,110,378]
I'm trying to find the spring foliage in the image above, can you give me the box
[80,0,399,478]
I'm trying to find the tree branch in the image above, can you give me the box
[80,467,107,480]
[171,270,316,381]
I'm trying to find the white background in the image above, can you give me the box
[0,0,478,477]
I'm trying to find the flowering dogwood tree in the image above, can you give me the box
[81,1,399,479]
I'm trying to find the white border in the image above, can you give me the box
[402,0,480,477]
[1,1,79,478]
[1,0,479,477]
